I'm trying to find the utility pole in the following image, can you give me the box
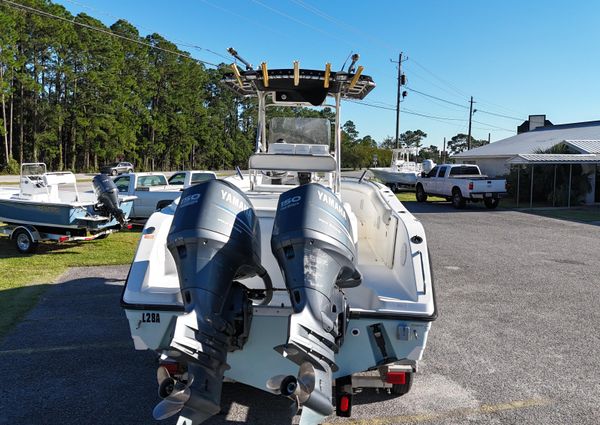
[392,52,407,149]
[443,137,446,163]
[467,96,474,150]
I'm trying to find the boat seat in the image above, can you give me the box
[43,172,77,187]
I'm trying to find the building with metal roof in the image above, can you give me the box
[453,118,600,176]
[563,140,600,154]
[453,116,600,205]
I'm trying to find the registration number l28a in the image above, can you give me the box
[141,312,161,323]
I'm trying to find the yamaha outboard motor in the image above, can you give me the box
[92,174,126,226]
[159,179,271,424]
[270,183,361,418]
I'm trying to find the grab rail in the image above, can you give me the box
[414,250,427,295]
[358,169,368,183]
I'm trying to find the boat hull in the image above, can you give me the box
[124,307,430,388]
[370,168,418,186]
[0,198,134,231]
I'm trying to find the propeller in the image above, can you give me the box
[267,362,334,418]
[265,363,319,415]
[266,374,288,394]
[153,367,194,420]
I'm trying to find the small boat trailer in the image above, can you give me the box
[0,223,121,254]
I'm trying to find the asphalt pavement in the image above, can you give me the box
[1,201,600,424]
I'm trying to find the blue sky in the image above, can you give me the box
[55,0,600,150]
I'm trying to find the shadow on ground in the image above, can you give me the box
[0,266,300,425]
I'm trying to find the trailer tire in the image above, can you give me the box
[391,372,414,396]
[451,188,466,209]
[111,169,117,176]
[13,228,37,254]
[484,198,499,209]
[415,184,427,202]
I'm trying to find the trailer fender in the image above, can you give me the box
[10,225,41,243]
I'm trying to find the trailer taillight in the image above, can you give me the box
[340,395,350,411]
[385,371,406,385]
[58,236,69,243]
[336,392,352,417]
[468,182,474,191]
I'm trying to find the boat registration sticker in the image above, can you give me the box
[141,312,160,323]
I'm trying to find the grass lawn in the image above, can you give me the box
[396,191,447,203]
[0,229,140,339]
[524,207,600,224]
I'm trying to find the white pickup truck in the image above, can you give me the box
[113,171,218,219]
[113,172,182,219]
[415,164,507,209]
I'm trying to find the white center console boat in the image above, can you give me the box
[121,53,437,425]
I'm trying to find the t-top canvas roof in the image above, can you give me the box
[222,67,375,104]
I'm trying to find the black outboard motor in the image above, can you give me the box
[92,174,126,226]
[270,183,361,417]
[163,179,271,424]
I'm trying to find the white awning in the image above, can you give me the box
[506,153,600,165]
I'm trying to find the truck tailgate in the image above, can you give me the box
[471,179,505,193]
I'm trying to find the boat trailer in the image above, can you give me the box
[0,223,122,254]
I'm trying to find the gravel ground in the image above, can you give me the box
[1,202,599,424]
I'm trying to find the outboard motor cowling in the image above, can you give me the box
[163,179,269,424]
[92,174,126,226]
[270,183,361,417]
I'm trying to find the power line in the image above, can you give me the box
[407,86,525,121]
[288,0,395,50]
[404,108,466,122]
[406,87,469,109]
[286,0,525,126]
[260,0,524,128]
[474,97,528,117]
[62,0,232,61]
[250,0,354,48]
[408,57,469,98]
[286,0,492,114]
[347,100,394,112]
[1,0,219,67]
[348,100,465,121]
[402,65,468,102]
[475,109,524,121]
[198,0,292,41]
[349,100,515,133]
[472,120,514,132]
[400,76,469,113]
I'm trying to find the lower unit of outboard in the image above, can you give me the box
[270,183,361,417]
[92,174,126,226]
[159,179,271,424]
